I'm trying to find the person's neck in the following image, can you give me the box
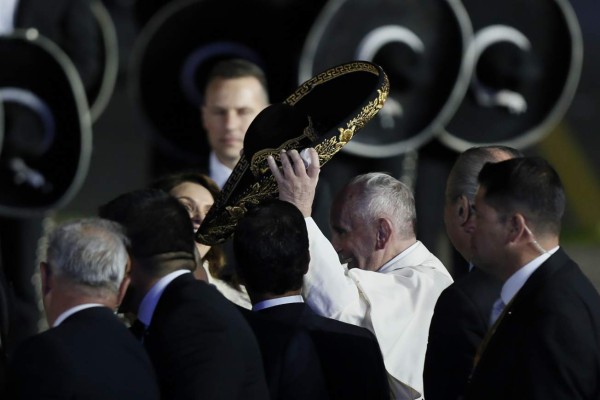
[47,289,114,327]
[249,289,301,305]
[501,237,558,281]
[216,154,239,170]
[379,237,417,269]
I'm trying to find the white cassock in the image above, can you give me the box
[302,218,453,399]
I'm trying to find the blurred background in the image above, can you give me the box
[2,0,599,288]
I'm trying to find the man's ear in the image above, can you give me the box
[375,218,393,250]
[456,195,470,225]
[40,262,51,296]
[508,213,528,243]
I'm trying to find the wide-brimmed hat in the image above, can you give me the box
[0,31,92,217]
[299,0,473,158]
[196,61,389,245]
[439,0,583,151]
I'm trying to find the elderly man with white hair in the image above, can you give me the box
[270,149,453,399]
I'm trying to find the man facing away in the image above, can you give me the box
[234,198,389,400]
[466,157,600,399]
[7,218,159,399]
[99,188,268,400]
[424,145,522,400]
[269,148,453,399]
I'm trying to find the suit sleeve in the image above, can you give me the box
[423,286,487,400]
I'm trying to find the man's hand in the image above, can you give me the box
[268,148,320,217]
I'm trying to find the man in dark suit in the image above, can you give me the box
[99,189,268,400]
[465,157,600,399]
[234,199,389,400]
[7,218,159,399]
[238,307,329,400]
[424,145,521,400]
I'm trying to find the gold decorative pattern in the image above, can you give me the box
[196,62,390,246]
[249,117,316,177]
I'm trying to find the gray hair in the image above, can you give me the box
[348,172,416,239]
[46,218,130,294]
[445,145,523,204]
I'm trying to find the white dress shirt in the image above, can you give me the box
[138,270,191,326]
[53,303,104,327]
[0,0,18,35]
[498,246,560,309]
[302,217,453,399]
[252,295,304,311]
[209,151,233,189]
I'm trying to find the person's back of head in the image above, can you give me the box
[347,172,417,240]
[202,58,269,102]
[478,156,565,238]
[233,199,309,300]
[46,218,129,296]
[98,188,197,276]
[446,145,523,205]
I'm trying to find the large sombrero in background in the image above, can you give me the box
[130,0,327,164]
[0,31,92,217]
[196,61,389,245]
[439,0,583,151]
[299,0,473,158]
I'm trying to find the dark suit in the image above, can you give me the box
[14,0,101,89]
[144,273,268,399]
[7,306,159,399]
[258,301,389,400]
[466,249,600,400]
[424,267,501,400]
[240,307,329,400]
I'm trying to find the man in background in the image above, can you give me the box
[234,198,389,400]
[99,189,268,399]
[8,218,159,399]
[423,145,521,400]
[466,157,600,399]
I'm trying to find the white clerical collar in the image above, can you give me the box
[138,270,191,326]
[500,246,560,305]
[252,295,304,311]
[378,241,419,274]
[53,303,104,327]
[0,0,18,35]
[209,152,233,189]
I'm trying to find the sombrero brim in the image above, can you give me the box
[196,61,389,245]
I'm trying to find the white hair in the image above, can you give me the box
[46,218,130,294]
[349,172,416,239]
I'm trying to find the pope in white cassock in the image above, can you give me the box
[269,148,453,400]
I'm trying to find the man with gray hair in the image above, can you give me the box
[270,149,453,399]
[7,218,159,399]
[424,145,521,400]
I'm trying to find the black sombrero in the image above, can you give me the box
[299,0,473,158]
[439,0,583,151]
[196,61,389,245]
[0,31,92,217]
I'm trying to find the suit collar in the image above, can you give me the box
[252,295,304,311]
[138,270,191,326]
[506,248,572,310]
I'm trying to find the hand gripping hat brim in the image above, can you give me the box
[196,61,389,245]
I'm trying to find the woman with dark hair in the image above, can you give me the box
[151,171,251,309]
